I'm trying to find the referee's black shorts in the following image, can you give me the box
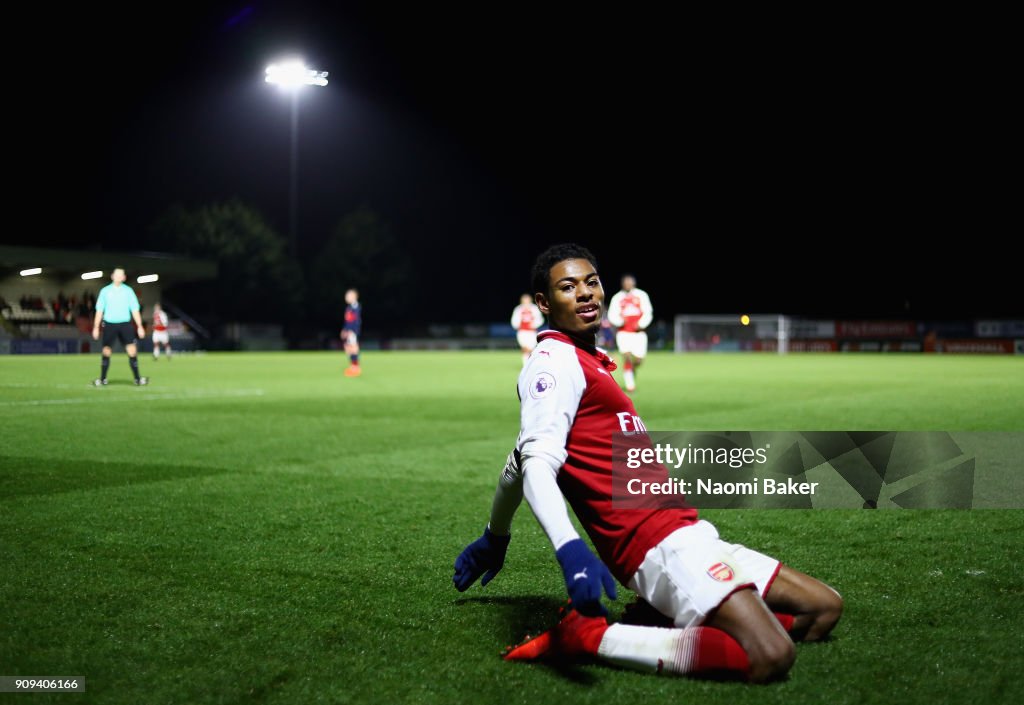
[101,321,137,348]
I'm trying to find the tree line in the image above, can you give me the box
[148,201,413,335]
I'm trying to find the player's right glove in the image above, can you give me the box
[453,527,511,591]
[555,538,618,616]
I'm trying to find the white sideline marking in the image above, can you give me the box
[0,383,87,389]
[0,389,266,407]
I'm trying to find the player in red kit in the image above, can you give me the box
[151,303,171,361]
[511,293,544,365]
[607,274,653,392]
[453,244,841,683]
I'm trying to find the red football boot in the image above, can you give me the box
[503,605,608,661]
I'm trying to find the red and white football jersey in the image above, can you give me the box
[511,303,544,332]
[517,330,697,583]
[607,288,653,332]
[152,310,168,332]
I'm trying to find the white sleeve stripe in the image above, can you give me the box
[517,340,586,474]
[522,457,580,550]
[639,289,654,329]
[606,291,623,327]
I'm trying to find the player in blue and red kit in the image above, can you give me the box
[341,289,362,377]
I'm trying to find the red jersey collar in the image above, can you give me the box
[538,330,618,371]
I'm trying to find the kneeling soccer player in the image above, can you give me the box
[453,244,842,683]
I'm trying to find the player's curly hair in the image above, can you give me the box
[531,243,599,296]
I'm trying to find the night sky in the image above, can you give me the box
[15,3,1016,325]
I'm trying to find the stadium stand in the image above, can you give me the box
[0,245,215,354]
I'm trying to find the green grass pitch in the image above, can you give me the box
[1,351,1022,704]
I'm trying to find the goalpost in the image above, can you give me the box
[673,314,791,354]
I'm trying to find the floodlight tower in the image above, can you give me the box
[265,60,329,257]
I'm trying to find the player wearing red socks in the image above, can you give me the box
[454,244,842,683]
[607,274,652,392]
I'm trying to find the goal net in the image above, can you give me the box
[673,314,791,354]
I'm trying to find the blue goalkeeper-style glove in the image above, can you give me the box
[453,527,511,591]
[555,539,618,616]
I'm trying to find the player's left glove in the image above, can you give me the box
[556,538,618,616]
[453,527,511,591]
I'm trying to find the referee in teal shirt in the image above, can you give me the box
[91,268,148,386]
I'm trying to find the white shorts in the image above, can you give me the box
[616,331,648,358]
[342,330,358,346]
[516,330,538,351]
[628,520,781,628]
[152,331,169,344]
